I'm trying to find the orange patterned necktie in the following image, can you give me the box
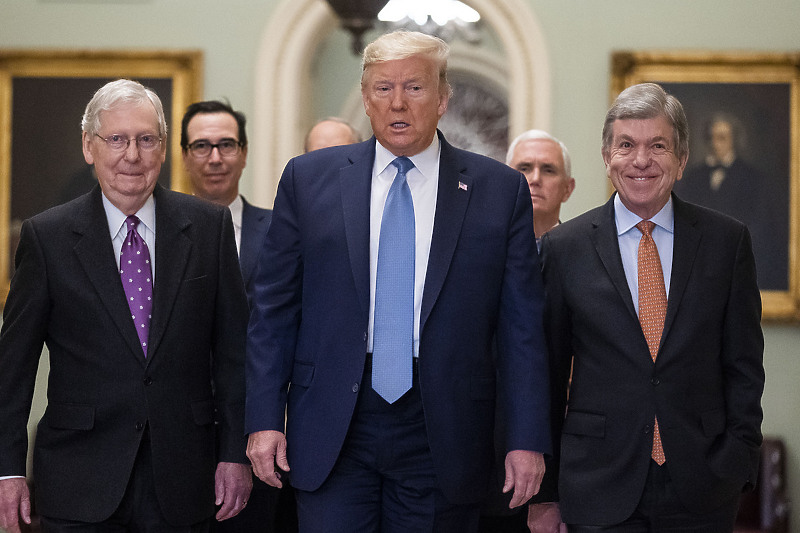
[636,220,666,465]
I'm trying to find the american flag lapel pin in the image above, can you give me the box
[458,181,468,191]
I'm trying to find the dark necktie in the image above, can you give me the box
[120,216,153,356]
[372,156,415,403]
[636,220,666,465]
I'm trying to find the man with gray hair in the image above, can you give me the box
[529,82,764,532]
[0,79,252,531]
[246,30,550,532]
[506,129,575,249]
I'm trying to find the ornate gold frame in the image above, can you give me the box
[611,51,800,321]
[0,50,202,305]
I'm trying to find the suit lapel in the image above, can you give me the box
[340,140,375,316]
[420,136,471,331]
[591,195,638,322]
[239,198,269,286]
[662,195,701,342]
[147,186,193,362]
[72,186,148,362]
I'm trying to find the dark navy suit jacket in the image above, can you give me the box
[238,196,272,306]
[245,133,551,504]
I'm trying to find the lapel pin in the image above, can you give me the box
[458,181,468,191]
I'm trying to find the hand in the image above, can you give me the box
[214,462,253,521]
[246,430,289,488]
[0,478,31,533]
[503,450,545,508]
[528,502,566,533]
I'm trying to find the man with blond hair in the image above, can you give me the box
[246,31,551,532]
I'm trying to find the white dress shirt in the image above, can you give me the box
[367,136,440,358]
[103,193,157,284]
[615,194,674,314]
[227,194,244,256]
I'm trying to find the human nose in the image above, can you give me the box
[208,145,223,162]
[632,145,651,167]
[390,90,407,110]
[123,139,141,161]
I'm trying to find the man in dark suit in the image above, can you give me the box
[0,79,252,532]
[245,30,551,532]
[529,83,764,532]
[181,100,277,532]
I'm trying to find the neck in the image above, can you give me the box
[534,212,559,239]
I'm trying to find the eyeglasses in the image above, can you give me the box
[186,139,244,158]
[94,133,162,152]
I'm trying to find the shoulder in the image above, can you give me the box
[673,194,748,234]
[241,197,272,217]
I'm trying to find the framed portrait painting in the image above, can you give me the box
[0,50,202,305]
[611,51,800,321]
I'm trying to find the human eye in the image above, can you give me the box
[138,134,158,147]
[192,140,210,150]
[219,139,237,150]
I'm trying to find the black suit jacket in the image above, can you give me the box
[246,133,551,504]
[538,193,764,525]
[0,184,249,525]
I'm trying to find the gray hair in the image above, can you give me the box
[601,82,688,160]
[361,30,453,98]
[506,129,572,178]
[81,79,167,138]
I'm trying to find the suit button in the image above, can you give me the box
[651,377,660,386]
[644,424,651,434]
[143,376,153,386]
[135,422,145,431]
[352,383,359,393]
[363,332,367,342]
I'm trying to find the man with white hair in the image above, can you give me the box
[0,79,251,531]
[506,130,575,249]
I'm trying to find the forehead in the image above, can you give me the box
[187,112,239,138]
[99,102,159,132]
[611,115,674,142]
[514,139,563,164]
[364,55,439,83]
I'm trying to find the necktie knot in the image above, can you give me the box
[126,215,141,233]
[636,220,655,238]
[391,156,414,177]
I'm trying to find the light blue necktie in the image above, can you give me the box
[372,156,415,403]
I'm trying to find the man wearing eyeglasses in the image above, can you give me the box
[181,101,273,309]
[0,79,251,532]
[180,101,278,532]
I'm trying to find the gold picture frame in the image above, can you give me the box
[611,51,800,321]
[0,50,203,305]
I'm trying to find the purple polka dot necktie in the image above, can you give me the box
[120,216,153,356]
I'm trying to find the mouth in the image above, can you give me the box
[390,121,410,130]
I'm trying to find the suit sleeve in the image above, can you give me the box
[212,208,250,464]
[0,220,49,475]
[494,174,552,456]
[719,225,764,485]
[245,159,302,434]
[532,230,572,503]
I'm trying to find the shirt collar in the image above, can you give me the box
[614,193,674,236]
[227,195,243,228]
[374,134,441,182]
[103,193,156,238]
